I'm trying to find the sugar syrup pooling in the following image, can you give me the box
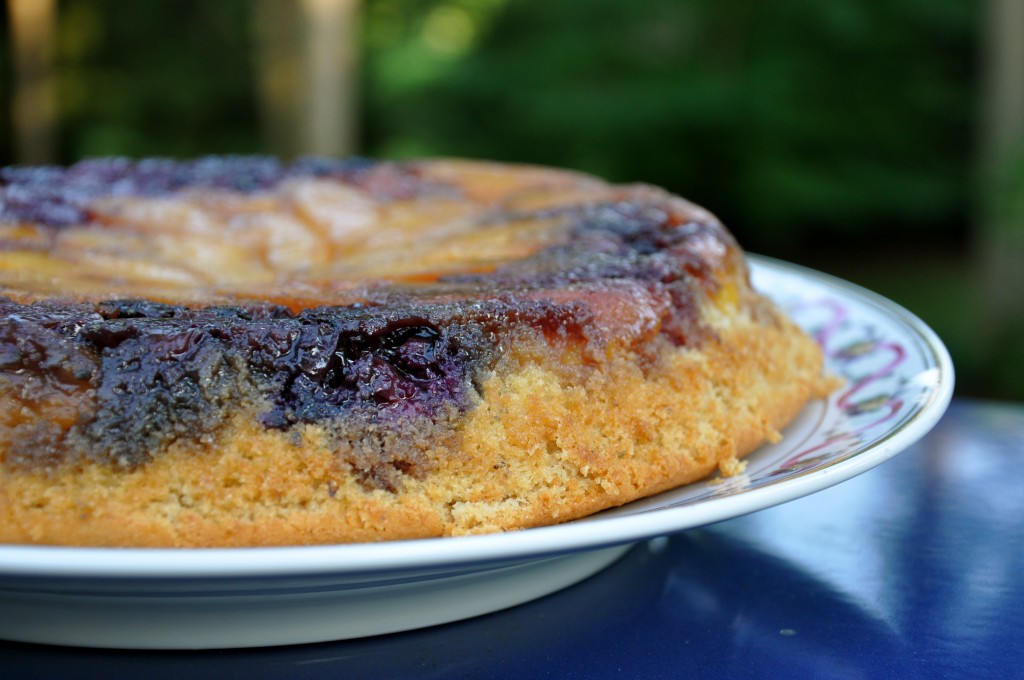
[251,306,489,431]
[447,197,729,347]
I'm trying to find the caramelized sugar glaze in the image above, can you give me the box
[0,158,828,546]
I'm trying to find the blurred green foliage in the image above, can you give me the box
[3,0,978,253]
[361,0,977,255]
[47,1,258,159]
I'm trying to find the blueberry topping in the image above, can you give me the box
[0,156,384,227]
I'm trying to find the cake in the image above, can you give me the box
[0,157,829,547]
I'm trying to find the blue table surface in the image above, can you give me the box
[2,398,1022,679]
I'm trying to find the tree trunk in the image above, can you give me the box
[253,0,361,158]
[976,0,1024,392]
[7,0,58,164]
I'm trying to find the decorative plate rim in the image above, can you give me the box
[0,256,954,581]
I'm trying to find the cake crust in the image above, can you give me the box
[0,157,829,546]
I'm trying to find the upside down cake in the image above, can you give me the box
[0,157,830,547]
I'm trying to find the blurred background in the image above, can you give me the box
[1,0,1022,400]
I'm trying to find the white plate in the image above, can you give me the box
[0,257,954,649]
